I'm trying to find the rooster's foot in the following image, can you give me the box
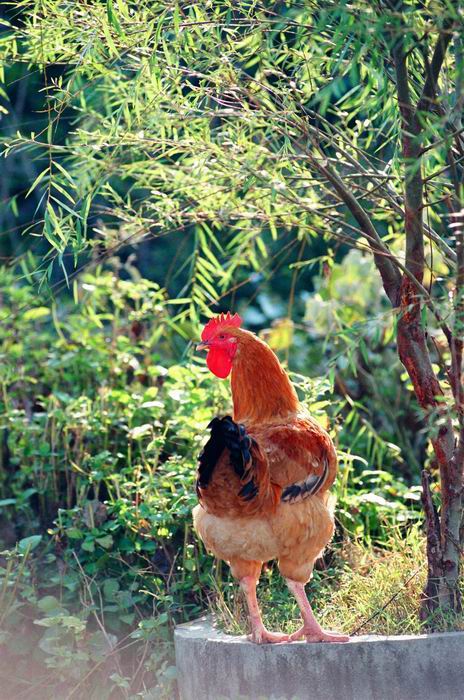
[249,627,289,644]
[289,625,349,643]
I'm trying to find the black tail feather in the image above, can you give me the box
[196,418,226,490]
[197,416,259,499]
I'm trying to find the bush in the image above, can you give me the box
[0,265,229,698]
[0,262,424,697]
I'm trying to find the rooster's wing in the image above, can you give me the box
[249,415,337,503]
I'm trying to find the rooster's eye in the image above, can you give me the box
[219,334,226,339]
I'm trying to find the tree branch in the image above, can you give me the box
[392,22,424,283]
[302,108,457,264]
[416,19,456,114]
[306,152,402,303]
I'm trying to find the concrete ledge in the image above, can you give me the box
[174,616,464,700]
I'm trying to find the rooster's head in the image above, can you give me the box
[197,311,243,378]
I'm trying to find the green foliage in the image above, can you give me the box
[296,252,424,477]
[0,265,229,697]
[0,261,426,696]
[1,1,461,316]
[0,545,177,699]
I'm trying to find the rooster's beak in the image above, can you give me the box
[196,341,209,351]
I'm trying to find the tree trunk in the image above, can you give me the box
[397,278,462,619]
[390,7,463,623]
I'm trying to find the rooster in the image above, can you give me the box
[193,312,349,644]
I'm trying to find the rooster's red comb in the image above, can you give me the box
[201,311,243,341]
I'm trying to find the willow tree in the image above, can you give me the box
[1,0,463,621]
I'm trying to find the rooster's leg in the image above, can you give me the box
[240,576,289,644]
[285,579,349,643]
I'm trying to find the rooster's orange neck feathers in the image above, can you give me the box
[231,330,298,424]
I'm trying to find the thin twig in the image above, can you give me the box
[350,565,425,636]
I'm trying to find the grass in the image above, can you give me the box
[211,525,464,638]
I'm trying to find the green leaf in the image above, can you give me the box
[35,615,85,632]
[95,534,113,549]
[0,498,16,507]
[50,194,80,219]
[107,0,123,35]
[53,160,77,188]
[18,535,42,553]
[82,539,95,552]
[37,595,61,613]
[67,527,84,539]
[26,168,48,198]
[120,613,135,625]
[23,307,51,321]
[103,578,120,599]
[128,424,152,440]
